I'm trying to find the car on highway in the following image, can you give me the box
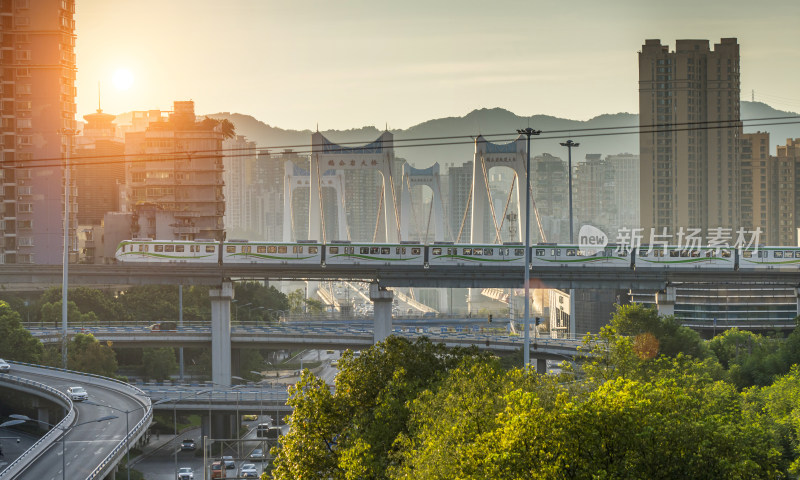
[0,358,10,372]
[249,448,264,459]
[177,466,194,480]
[239,463,258,478]
[222,455,235,469]
[66,386,88,401]
[180,439,196,451]
[242,414,258,421]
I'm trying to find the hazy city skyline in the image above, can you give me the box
[76,0,800,131]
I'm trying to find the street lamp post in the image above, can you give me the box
[517,127,541,367]
[247,306,264,322]
[3,414,117,480]
[559,140,580,244]
[232,301,251,323]
[61,128,78,369]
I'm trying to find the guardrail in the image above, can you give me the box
[3,361,152,480]
[0,368,74,479]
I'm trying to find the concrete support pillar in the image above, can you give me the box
[370,283,394,343]
[438,289,449,314]
[209,282,233,387]
[536,358,547,375]
[656,286,677,317]
[37,407,49,431]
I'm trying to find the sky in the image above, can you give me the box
[75,0,800,131]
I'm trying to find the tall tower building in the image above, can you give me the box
[1,0,77,264]
[75,109,124,226]
[774,139,800,246]
[639,38,741,237]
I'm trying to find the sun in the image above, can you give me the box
[112,68,134,91]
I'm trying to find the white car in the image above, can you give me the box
[66,386,88,401]
[0,359,10,373]
[177,467,194,480]
[249,448,264,459]
[239,463,258,478]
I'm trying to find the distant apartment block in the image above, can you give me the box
[639,38,741,236]
[605,153,640,232]
[774,138,800,246]
[75,109,125,226]
[533,153,568,242]
[122,101,225,240]
[0,0,77,264]
[222,135,256,234]
[739,132,772,244]
[445,161,473,243]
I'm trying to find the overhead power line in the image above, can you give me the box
[7,115,800,170]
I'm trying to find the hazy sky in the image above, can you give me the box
[76,0,800,131]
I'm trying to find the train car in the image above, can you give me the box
[323,241,424,266]
[115,239,220,263]
[634,245,734,269]
[531,244,632,268]
[737,246,800,270]
[221,240,322,264]
[426,242,526,268]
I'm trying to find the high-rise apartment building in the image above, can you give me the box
[533,153,568,242]
[123,101,225,241]
[574,154,614,236]
[222,135,256,234]
[445,161,473,243]
[639,38,741,237]
[75,109,124,226]
[774,139,800,246]
[739,132,772,243]
[1,0,77,264]
[605,153,640,233]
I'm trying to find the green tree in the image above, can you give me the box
[272,337,488,480]
[40,300,99,328]
[237,349,264,382]
[142,347,178,381]
[610,303,709,359]
[200,117,236,139]
[67,333,118,377]
[40,287,127,323]
[0,300,43,362]
[233,282,289,323]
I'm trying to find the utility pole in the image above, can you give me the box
[559,140,580,244]
[61,128,78,369]
[517,127,541,367]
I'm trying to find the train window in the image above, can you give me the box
[258,246,266,253]
[165,245,174,252]
[227,246,236,253]
[381,247,390,254]
[155,245,164,252]
[190,245,198,253]
[618,250,628,257]
[462,248,471,255]
[679,251,688,257]
[370,247,379,254]
[566,249,576,256]
[345,247,354,254]
[516,248,525,256]
[242,246,251,254]
[361,247,369,254]
[785,251,794,258]
[293,246,302,253]
[205,246,215,253]
[742,251,752,258]
[278,246,287,253]
[484,248,493,256]
[411,247,421,255]
[396,247,406,254]
[267,246,277,253]
[138,244,148,252]
[502,248,509,256]
[552,249,560,256]
[432,248,442,255]
[669,251,679,257]
[536,249,545,256]
[721,250,731,258]
[448,248,457,255]
[473,249,482,256]
[639,250,648,257]
[691,251,700,257]
[309,246,318,254]
[176,245,184,253]
[329,247,339,254]
[774,251,783,258]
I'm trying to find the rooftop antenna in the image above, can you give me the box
[98,81,102,112]
[316,122,319,132]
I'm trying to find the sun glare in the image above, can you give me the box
[112,68,134,91]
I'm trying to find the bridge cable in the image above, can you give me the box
[315,159,327,243]
[479,155,504,243]
[433,172,455,242]
[495,173,517,243]
[387,160,402,242]
[404,173,425,242]
[372,186,384,243]
[338,174,352,241]
[456,186,472,243]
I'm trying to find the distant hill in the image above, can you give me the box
[198,101,797,170]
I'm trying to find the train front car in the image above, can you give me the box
[324,242,425,267]
[530,244,632,269]
[737,246,800,270]
[427,243,526,268]
[635,245,734,269]
[221,240,323,265]
[115,239,220,263]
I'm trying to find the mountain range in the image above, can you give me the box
[198,101,798,170]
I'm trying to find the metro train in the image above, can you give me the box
[114,239,800,271]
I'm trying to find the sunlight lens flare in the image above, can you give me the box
[112,68,134,90]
